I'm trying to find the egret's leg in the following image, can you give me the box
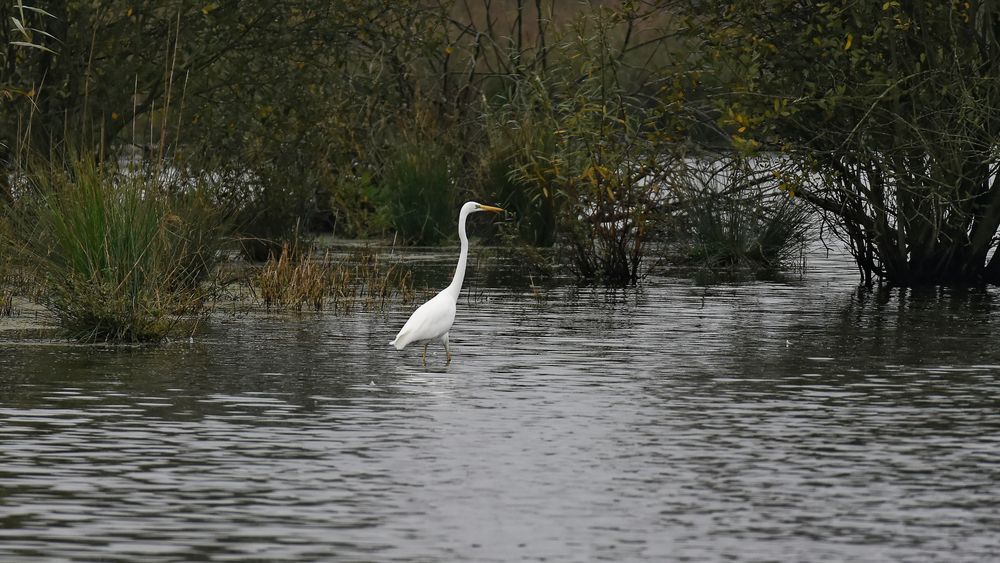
[443,333,452,364]
[422,343,428,366]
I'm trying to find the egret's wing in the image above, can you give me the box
[391,293,456,350]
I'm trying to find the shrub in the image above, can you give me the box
[487,6,691,285]
[328,168,385,238]
[517,114,666,286]
[480,124,560,247]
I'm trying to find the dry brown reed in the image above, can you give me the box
[257,243,327,311]
[254,244,414,312]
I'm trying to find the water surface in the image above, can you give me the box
[1,249,999,561]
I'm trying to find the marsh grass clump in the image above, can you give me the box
[5,158,226,342]
[0,250,12,317]
[257,243,328,311]
[678,189,811,279]
[333,248,415,312]
[0,245,41,315]
[254,245,414,312]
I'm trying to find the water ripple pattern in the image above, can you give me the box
[1,250,999,561]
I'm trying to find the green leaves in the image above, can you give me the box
[8,2,58,53]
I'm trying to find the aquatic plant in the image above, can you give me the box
[253,243,414,313]
[332,247,415,313]
[256,242,327,311]
[0,251,22,318]
[5,158,227,342]
[684,194,809,274]
[676,160,811,276]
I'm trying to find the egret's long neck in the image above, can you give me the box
[445,209,470,297]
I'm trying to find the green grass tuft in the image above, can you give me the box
[5,158,227,342]
[682,190,810,277]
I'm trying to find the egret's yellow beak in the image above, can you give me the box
[478,204,504,213]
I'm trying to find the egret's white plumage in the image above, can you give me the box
[390,201,503,364]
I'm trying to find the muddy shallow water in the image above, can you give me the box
[1,248,999,562]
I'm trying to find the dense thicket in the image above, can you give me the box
[4,1,702,284]
[696,0,1000,285]
[12,2,998,287]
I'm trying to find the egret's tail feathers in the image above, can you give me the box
[389,339,396,347]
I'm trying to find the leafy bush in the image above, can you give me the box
[328,169,385,238]
[480,119,560,247]
[505,93,668,286]
[484,5,694,285]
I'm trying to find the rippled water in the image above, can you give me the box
[2,249,1000,562]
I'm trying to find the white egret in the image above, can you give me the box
[389,201,504,364]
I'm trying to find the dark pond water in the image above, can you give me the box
[1,248,1000,562]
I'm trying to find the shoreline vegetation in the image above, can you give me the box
[0,237,420,341]
[4,1,995,342]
